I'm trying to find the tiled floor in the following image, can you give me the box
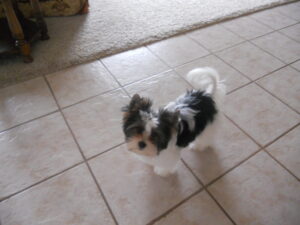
[0,2,300,225]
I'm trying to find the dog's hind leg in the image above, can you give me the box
[189,116,221,151]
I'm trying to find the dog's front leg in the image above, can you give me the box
[153,167,173,177]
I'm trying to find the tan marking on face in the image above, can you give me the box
[122,110,131,121]
[126,136,157,157]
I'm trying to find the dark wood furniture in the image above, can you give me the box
[0,0,49,63]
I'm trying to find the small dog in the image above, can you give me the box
[122,68,226,176]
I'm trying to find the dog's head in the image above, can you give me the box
[122,94,179,157]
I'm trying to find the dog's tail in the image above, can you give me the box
[186,67,226,103]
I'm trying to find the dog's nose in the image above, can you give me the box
[138,141,146,149]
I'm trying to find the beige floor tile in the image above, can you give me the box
[175,54,250,92]
[0,78,57,132]
[217,42,284,80]
[182,116,258,184]
[275,3,300,21]
[257,66,300,113]
[252,32,300,64]
[187,25,244,52]
[280,23,300,42]
[222,16,273,40]
[147,35,209,67]
[224,83,299,146]
[63,90,129,158]
[293,1,300,7]
[266,125,300,179]
[291,60,300,71]
[89,145,201,225]
[125,71,191,108]
[154,191,233,225]
[209,151,300,225]
[101,47,169,85]
[0,164,115,225]
[250,8,297,29]
[46,61,119,108]
[0,112,82,200]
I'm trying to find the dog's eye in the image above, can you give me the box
[138,141,146,150]
[135,127,144,134]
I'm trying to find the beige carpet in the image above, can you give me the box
[0,0,295,88]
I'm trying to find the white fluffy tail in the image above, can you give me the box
[186,67,226,104]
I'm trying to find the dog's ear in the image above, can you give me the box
[132,93,141,101]
[121,94,141,113]
[127,94,152,112]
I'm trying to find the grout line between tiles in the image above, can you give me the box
[0,109,59,135]
[219,19,275,41]
[263,149,300,181]
[235,0,300,22]
[86,142,125,161]
[203,149,263,188]
[185,37,264,96]
[1,4,299,219]
[47,20,300,223]
[145,45,179,68]
[262,122,300,149]
[247,22,300,67]
[174,71,194,88]
[226,81,253,94]
[84,161,119,225]
[144,160,205,224]
[219,17,300,49]
[2,9,298,135]
[181,159,238,225]
[277,28,300,45]
[245,13,299,35]
[98,60,131,95]
[0,161,85,202]
[60,87,124,110]
[184,32,258,84]
[188,37,248,56]
[99,60,139,98]
[250,60,299,81]
[255,82,300,114]
[290,60,300,72]
[223,114,300,179]
[184,20,300,78]
[250,40,290,65]
[1,4,298,96]
[147,151,242,225]
[204,189,237,225]
[223,114,262,148]
[146,188,204,225]
[181,128,300,222]
[186,20,298,54]
[277,2,300,17]
[222,61,300,110]
[184,28,300,115]
[43,76,120,225]
[147,144,264,225]
[122,66,193,91]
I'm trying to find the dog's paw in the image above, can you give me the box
[154,167,172,177]
[188,143,197,151]
[189,143,211,152]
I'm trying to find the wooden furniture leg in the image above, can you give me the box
[2,0,33,63]
[30,0,49,40]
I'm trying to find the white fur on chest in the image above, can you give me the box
[132,135,181,174]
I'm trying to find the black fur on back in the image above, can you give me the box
[176,90,217,147]
[150,110,179,152]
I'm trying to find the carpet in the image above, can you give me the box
[0,0,295,88]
